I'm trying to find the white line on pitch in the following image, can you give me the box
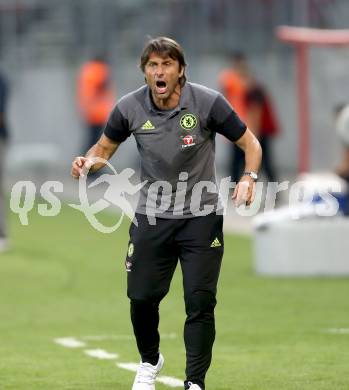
[84,349,119,360]
[117,362,183,388]
[325,328,349,334]
[54,337,86,348]
[82,333,177,341]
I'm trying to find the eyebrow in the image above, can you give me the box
[147,57,173,64]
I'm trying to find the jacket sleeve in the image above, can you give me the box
[103,105,131,143]
[207,93,246,142]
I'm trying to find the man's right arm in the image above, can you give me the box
[71,134,119,179]
[71,101,132,179]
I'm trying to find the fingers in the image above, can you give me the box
[249,182,256,205]
[71,156,91,179]
[232,186,238,200]
[71,157,83,179]
[84,159,93,170]
[76,156,85,168]
[232,180,256,207]
[232,181,249,207]
[244,183,254,206]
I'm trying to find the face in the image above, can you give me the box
[144,52,184,101]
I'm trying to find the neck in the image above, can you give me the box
[152,84,181,110]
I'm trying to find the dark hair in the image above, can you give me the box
[229,50,247,63]
[140,36,187,86]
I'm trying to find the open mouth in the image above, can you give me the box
[155,80,167,94]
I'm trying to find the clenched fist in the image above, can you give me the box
[71,156,94,179]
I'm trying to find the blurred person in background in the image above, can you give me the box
[245,80,280,183]
[77,55,116,153]
[218,51,249,124]
[335,103,349,182]
[219,52,279,183]
[71,37,262,390]
[335,103,349,215]
[219,52,250,182]
[0,71,9,252]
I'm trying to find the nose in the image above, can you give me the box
[155,65,164,77]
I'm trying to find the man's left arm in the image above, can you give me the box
[207,92,262,206]
[233,128,262,206]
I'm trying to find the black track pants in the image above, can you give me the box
[126,213,224,390]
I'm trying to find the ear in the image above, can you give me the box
[179,65,184,78]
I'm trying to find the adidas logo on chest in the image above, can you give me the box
[141,120,155,130]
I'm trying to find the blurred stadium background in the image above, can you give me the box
[2,1,349,389]
[1,0,349,176]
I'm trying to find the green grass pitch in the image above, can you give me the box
[1,205,349,389]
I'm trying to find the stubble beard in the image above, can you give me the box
[153,81,181,108]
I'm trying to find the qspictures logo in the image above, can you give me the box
[69,158,146,232]
[9,158,342,233]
